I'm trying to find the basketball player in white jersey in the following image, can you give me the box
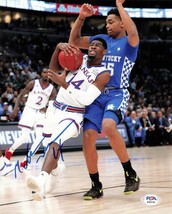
[26,39,110,201]
[5,68,57,168]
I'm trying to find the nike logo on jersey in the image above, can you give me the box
[115,94,122,97]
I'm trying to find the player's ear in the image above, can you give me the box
[103,49,107,55]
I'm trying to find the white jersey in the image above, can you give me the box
[55,55,107,108]
[26,79,54,110]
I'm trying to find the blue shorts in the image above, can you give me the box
[83,89,130,133]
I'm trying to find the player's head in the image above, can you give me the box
[106,8,124,37]
[41,67,49,82]
[88,38,107,64]
[107,8,121,18]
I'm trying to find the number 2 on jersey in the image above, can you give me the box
[36,96,43,105]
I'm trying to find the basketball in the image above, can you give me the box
[58,49,83,71]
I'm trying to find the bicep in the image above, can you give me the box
[128,32,139,47]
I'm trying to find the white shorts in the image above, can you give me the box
[18,106,46,130]
[42,105,84,145]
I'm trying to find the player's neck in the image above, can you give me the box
[87,57,101,67]
[40,79,49,88]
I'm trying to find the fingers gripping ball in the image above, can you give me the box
[58,49,83,71]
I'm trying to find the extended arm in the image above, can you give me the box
[116,0,139,46]
[48,69,110,106]
[69,4,94,49]
[66,72,110,106]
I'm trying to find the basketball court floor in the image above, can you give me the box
[0,146,172,214]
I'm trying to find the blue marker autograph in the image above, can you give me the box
[13,119,75,178]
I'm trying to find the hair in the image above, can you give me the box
[107,8,121,18]
[92,37,107,49]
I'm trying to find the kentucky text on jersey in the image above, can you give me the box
[103,55,121,62]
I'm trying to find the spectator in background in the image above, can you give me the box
[139,109,156,146]
[124,111,143,147]
[1,85,14,103]
[165,112,172,145]
[0,102,12,122]
[155,110,169,145]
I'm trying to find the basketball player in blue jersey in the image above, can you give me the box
[69,0,140,199]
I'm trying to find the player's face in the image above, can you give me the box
[88,40,106,59]
[106,14,123,37]
[41,68,49,81]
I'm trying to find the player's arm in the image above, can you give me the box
[116,0,139,46]
[48,69,110,106]
[66,72,110,106]
[49,43,79,72]
[10,81,34,120]
[49,87,57,101]
[69,3,93,49]
[41,86,58,114]
[47,87,57,107]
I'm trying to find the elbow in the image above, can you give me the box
[81,98,94,106]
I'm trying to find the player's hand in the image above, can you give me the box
[79,3,94,19]
[10,110,18,121]
[57,43,79,56]
[116,0,125,6]
[47,69,69,89]
[39,107,47,114]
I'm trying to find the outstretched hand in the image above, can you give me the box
[79,3,94,19]
[116,0,125,6]
[47,69,69,89]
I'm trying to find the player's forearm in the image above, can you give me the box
[49,44,62,72]
[66,84,101,106]
[117,3,139,40]
[13,95,22,111]
[69,16,85,46]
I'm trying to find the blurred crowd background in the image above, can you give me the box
[0,1,171,146]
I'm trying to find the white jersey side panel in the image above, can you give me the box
[56,55,107,108]
[26,79,53,109]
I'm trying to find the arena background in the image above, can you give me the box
[0,0,171,154]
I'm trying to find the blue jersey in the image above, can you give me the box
[90,34,139,88]
[83,35,139,132]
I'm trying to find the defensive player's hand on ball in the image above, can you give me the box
[47,69,69,89]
